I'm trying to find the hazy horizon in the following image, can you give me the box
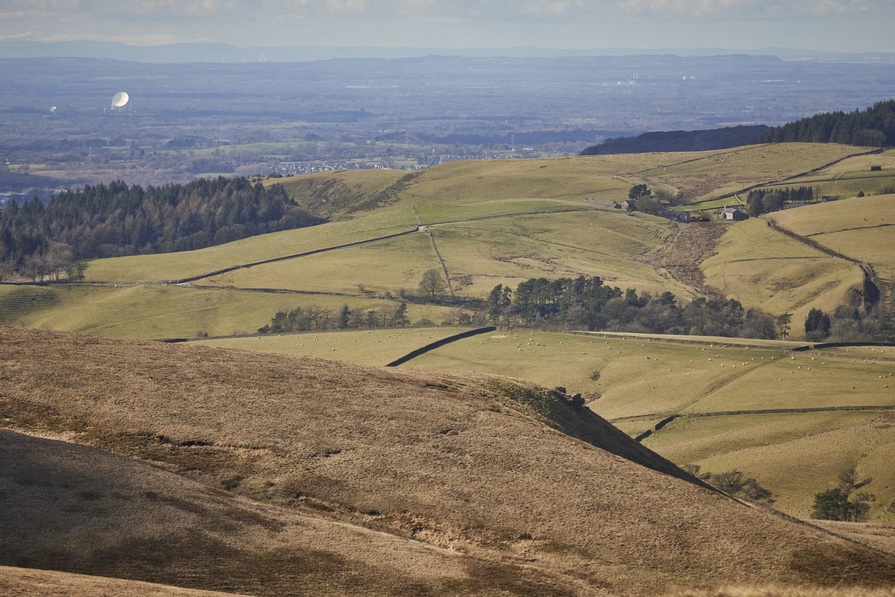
[2,1,894,56]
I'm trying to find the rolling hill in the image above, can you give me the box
[4,326,895,595]
[3,142,895,594]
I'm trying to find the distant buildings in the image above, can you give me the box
[721,207,748,221]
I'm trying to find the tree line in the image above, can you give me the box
[487,276,779,339]
[746,186,815,217]
[0,176,320,280]
[259,303,410,334]
[756,99,895,146]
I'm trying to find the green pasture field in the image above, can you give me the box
[82,209,418,284]
[760,173,895,201]
[771,195,895,280]
[389,156,639,207]
[198,206,692,300]
[399,331,840,421]
[701,218,864,329]
[194,326,461,367]
[202,231,440,295]
[812,147,895,176]
[0,283,441,340]
[772,195,895,236]
[636,143,866,203]
[429,210,692,298]
[644,410,895,519]
[125,318,895,521]
[412,198,589,225]
[395,329,895,520]
[267,169,408,216]
[739,149,895,201]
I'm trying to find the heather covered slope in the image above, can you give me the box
[3,326,895,595]
[0,430,552,596]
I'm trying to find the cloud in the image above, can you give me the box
[615,0,888,18]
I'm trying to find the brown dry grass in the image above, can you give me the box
[3,326,895,596]
[670,588,895,597]
[635,221,727,292]
[0,565,246,596]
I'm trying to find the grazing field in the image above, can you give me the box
[392,330,895,521]
[4,326,895,595]
[204,231,439,295]
[4,144,895,594]
[196,327,462,367]
[268,168,408,217]
[701,218,864,325]
[771,194,895,281]
[635,143,867,203]
[644,411,895,519]
[82,208,419,284]
[426,209,689,298]
[0,284,447,339]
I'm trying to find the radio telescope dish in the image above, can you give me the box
[111,91,129,109]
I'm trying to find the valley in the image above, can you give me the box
[2,142,895,594]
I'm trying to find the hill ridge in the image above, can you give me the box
[3,326,895,595]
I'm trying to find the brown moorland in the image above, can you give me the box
[2,326,895,595]
[0,429,570,596]
[0,564,247,597]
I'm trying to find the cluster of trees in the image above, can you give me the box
[0,177,320,279]
[486,276,778,339]
[683,465,774,505]
[259,302,409,334]
[746,187,814,217]
[812,466,876,522]
[803,281,894,343]
[757,99,895,146]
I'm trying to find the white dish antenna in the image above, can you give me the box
[111,91,129,109]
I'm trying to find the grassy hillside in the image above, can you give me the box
[200,328,895,526]
[0,284,450,339]
[702,218,864,328]
[771,194,895,284]
[3,142,879,343]
[81,208,419,284]
[4,326,895,595]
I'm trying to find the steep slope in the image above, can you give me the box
[2,326,895,595]
[0,429,580,596]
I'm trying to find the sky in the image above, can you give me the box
[1,0,894,54]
